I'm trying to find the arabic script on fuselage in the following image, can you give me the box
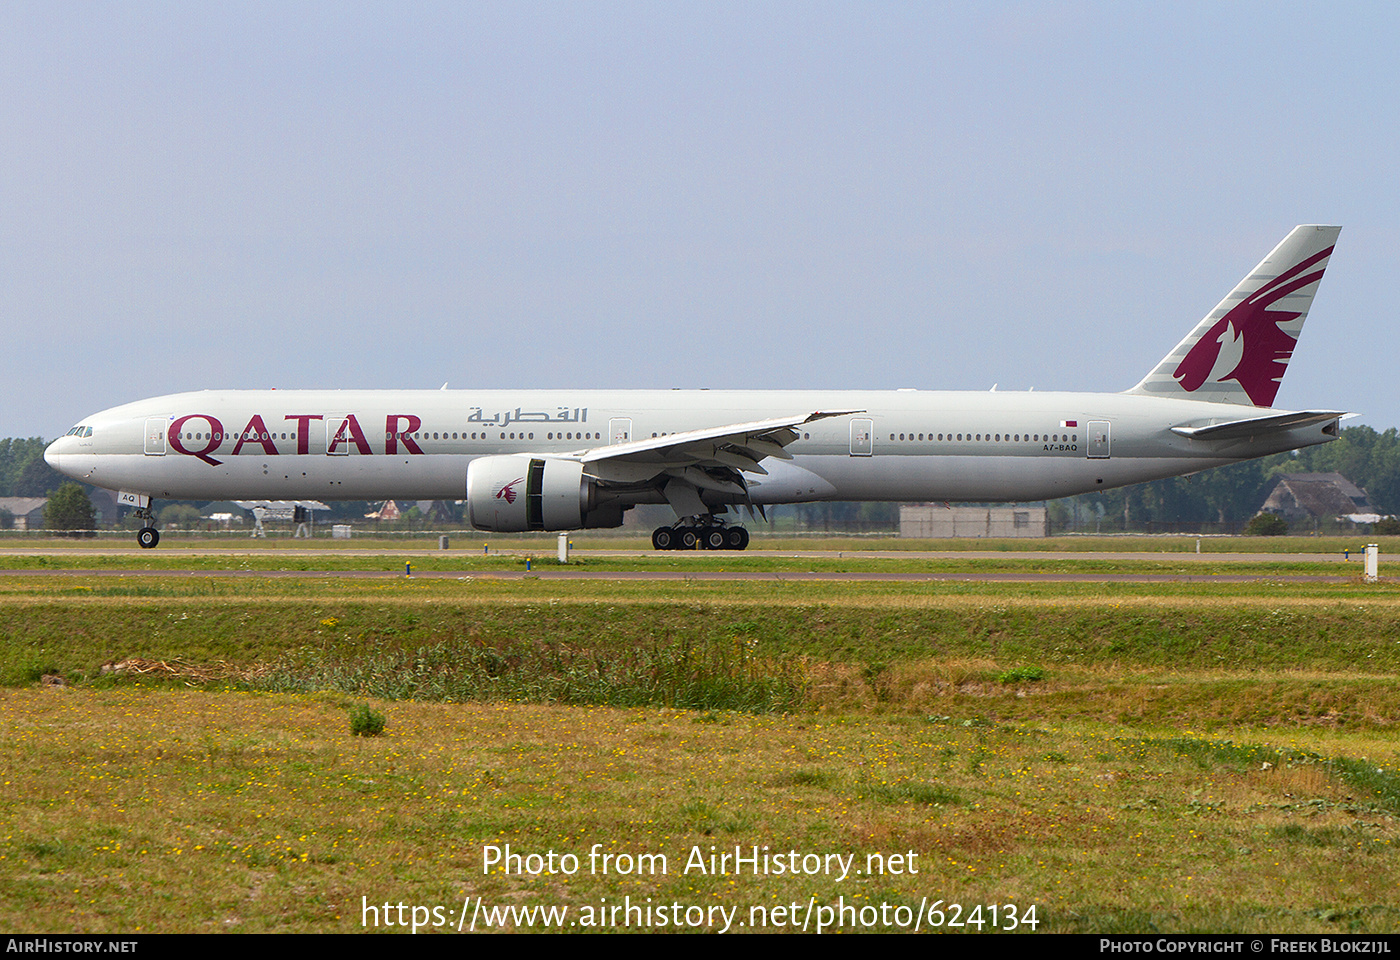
[163,406,588,466]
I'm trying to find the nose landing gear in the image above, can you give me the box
[128,499,160,548]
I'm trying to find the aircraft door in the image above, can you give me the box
[1087,420,1111,459]
[144,418,167,456]
[609,418,632,445]
[326,415,369,456]
[326,417,348,456]
[850,418,873,457]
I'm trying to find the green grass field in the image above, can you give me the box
[1,547,1397,933]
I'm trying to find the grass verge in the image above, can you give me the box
[1,571,1397,933]
[0,689,1396,933]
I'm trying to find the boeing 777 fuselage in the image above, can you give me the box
[45,226,1346,550]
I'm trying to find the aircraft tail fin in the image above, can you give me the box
[1126,225,1340,407]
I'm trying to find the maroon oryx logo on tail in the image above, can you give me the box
[494,477,525,504]
[1172,245,1333,407]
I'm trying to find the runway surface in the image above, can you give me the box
[0,545,1362,562]
[0,543,1375,583]
[0,563,1362,584]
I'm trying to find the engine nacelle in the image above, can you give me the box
[466,455,596,532]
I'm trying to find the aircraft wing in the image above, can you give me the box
[1170,410,1347,441]
[574,410,859,486]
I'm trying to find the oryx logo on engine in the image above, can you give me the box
[494,477,525,504]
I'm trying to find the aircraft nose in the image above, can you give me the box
[44,438,64,473]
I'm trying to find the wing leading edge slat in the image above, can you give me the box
[577,410,858,482]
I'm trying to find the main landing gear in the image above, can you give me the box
[652,522,750,551]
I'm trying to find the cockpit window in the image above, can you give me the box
[64,426,93,438]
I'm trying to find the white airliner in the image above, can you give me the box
[46,225,1345,550]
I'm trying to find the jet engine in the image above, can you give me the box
[466,455,622,531]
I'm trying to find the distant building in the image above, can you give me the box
[88,488,120,525]
[417,500,459,523]
[899,504,1047,538]
[1259,473,1374,524]
[202,501,249,527]
[0,488,120,529]
[365,500,401,521]
[0,497,48,530]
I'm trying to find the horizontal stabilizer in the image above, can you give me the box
[1170,410,1345,441]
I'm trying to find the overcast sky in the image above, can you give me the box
[4,2,1396,439]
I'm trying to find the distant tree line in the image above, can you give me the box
[1056,425,1400,530]
[781,501,899,533]
[0,438,65,497]
[778,425,1400,534]
[45,483,95,533]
